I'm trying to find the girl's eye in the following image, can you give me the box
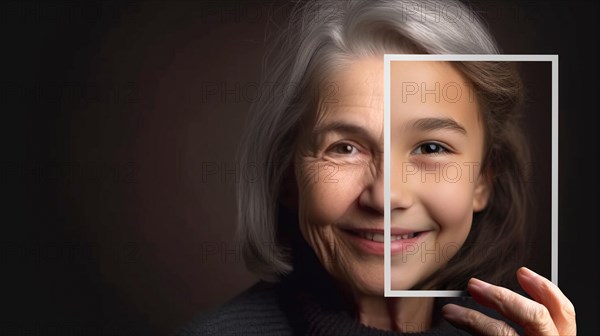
[330,143,358,155]
[413,142,449,155]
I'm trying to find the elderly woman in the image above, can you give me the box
[177,0,576,335]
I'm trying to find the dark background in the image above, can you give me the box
[2,0,597,335]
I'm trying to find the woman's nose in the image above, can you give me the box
[358,168,414,215]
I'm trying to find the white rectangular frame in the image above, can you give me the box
[383,54,558,297]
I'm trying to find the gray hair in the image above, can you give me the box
[236,0,501,281]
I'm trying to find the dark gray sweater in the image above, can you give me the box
[174,254,521,335]
[173,281,490,335]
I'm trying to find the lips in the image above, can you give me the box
[354,231,419,242]
[340,227,430,255]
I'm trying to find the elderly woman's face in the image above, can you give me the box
[294,58,490,294]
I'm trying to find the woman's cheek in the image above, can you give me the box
[296,163,364,269]
[299,163,365,227]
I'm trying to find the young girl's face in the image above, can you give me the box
[294,58,490,294]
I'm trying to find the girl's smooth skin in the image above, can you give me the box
[293,57,576,333]
[389,60,490,290]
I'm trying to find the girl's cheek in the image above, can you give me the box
[422,179,475,231]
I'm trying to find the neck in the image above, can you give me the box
[353,294,435,332]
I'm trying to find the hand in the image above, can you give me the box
[441,267,576,335]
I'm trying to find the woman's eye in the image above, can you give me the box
[413,143,448,155]
[330,143,358,155]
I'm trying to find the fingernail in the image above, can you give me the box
[519,267,539,278]
[468,277,489,291]
[441,304,464,320]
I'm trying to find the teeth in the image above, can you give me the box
[357,232,417,242]
[372,233,384,242]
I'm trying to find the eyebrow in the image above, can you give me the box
[311,117,466,141]
[407,117,467,136]
[312,121,375,139]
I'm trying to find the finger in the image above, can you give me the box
[517,267,577,335]
[442,303,519,336]
[467,277,559,335]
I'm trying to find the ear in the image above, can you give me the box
[279,162,299,211]
[472,170,492,212]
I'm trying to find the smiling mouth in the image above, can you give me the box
[343,230,422,242]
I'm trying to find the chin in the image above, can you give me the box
[343,270,386,296]
[390,279,417,291]
[354,283,385,296]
